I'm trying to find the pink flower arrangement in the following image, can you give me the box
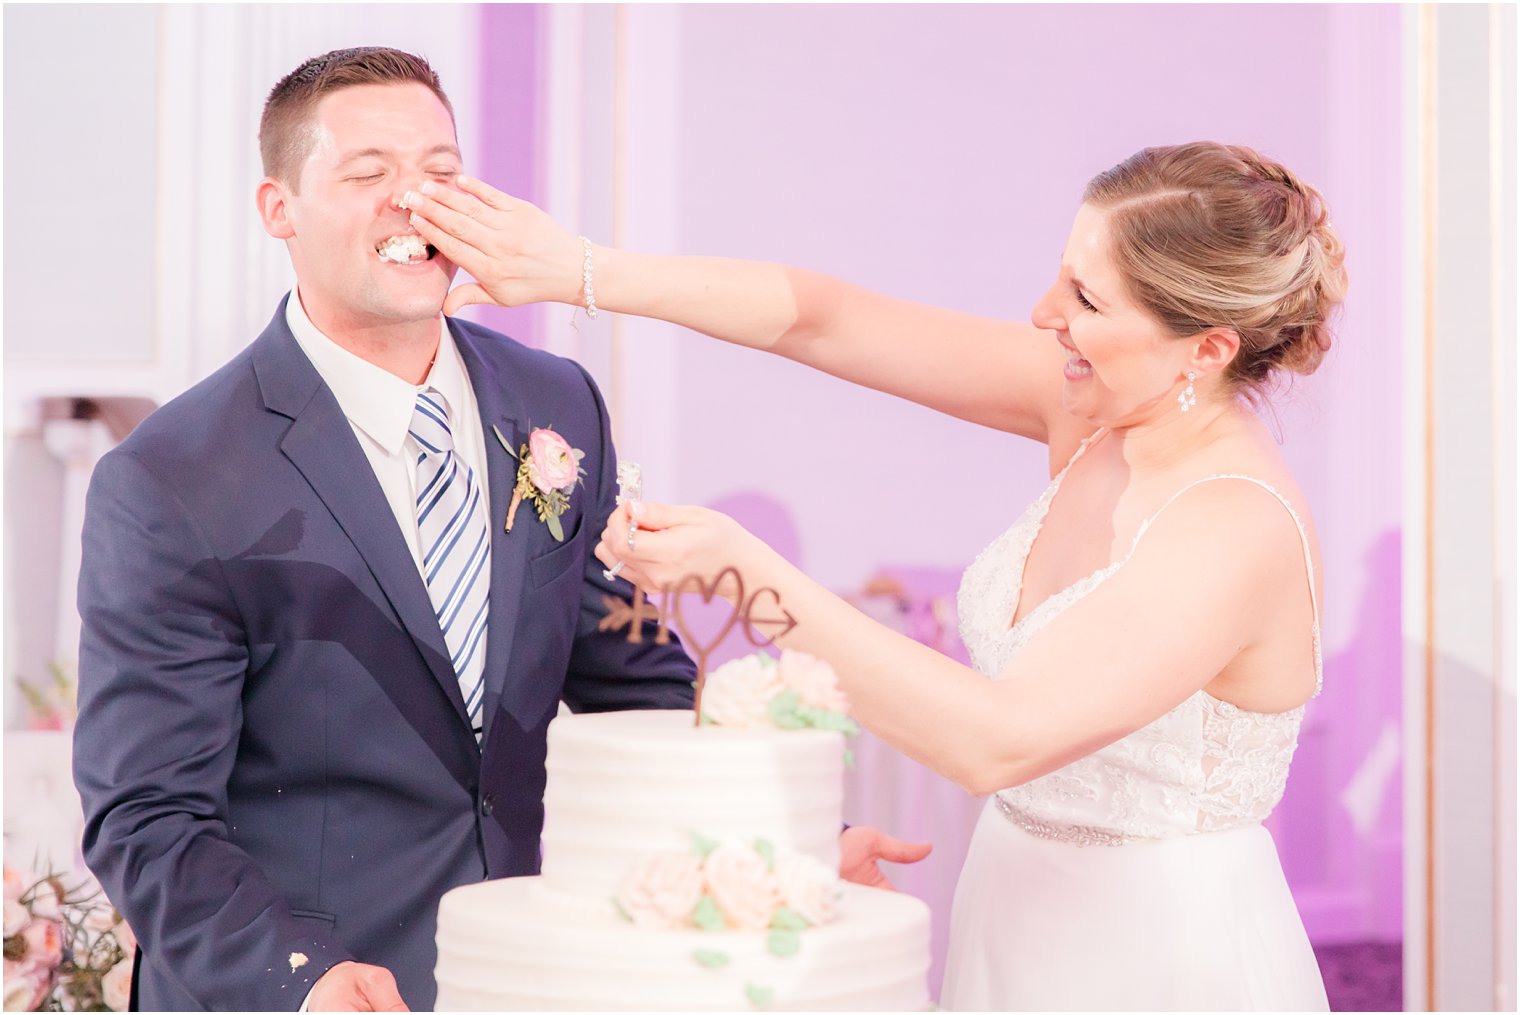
[700,651,858,736]
[2,865,134,1012]
[613,834,841,948]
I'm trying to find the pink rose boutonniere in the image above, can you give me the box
[493,425,587,542]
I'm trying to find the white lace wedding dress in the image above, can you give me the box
[941,434,1330,1011]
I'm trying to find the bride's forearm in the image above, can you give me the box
[592,246,838,357]
[737,541,1027,794]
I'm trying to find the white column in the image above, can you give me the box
[1404,5,1517,1010]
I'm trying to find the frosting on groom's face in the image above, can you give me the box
[276,82,463,336]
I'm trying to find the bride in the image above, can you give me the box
[406,141,1342,1010]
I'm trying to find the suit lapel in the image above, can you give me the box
[453,325,531,740]
[252,305,475,739]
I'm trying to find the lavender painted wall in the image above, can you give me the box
[473,3,545,348]
[481,1,1407,972]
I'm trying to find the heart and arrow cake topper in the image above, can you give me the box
[596,464,798,724]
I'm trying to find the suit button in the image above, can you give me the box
[481,794,495,816]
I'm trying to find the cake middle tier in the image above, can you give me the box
[538,710,844,904]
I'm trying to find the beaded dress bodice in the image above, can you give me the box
[955,433,1321,846]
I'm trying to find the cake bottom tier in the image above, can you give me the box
[435,877,931,1011]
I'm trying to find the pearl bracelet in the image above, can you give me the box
[579,236,599,319]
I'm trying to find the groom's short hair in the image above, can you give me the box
[260,47,455,193]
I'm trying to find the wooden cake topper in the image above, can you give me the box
[596,463,797,722]
[599,570,797,725]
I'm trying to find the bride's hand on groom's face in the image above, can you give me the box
[596,502,756,600]
[402,175,583,316]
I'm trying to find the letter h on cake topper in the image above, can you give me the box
[596,461,796,722]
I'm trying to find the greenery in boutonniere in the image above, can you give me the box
[493,424,586,542]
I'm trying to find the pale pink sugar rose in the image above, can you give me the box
[773,850,842,927]
[701,655,782,728]
[101,957,133,1012]
[615,852,705,930]
[527,429,579,493]
[776,650,850,713]
[702,844,779,931]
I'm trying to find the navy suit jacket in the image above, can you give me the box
[73,302,695,1011]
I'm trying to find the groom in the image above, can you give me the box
[70,49,698,1011]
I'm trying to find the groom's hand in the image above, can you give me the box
[838,825,933,891]
[307,961,409,1011]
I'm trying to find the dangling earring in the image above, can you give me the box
[1178,371,1197,413]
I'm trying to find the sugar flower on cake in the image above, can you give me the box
[612,834,843,946]
[772,850,842,928]
[614,852,705,930]
[700,654,784,728]
[700,651,858,735]
[701,843,781,931]
[776,650,851,713]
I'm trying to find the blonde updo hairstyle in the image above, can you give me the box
[1084,142,1348,393]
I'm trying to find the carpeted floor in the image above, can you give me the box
[1314,941,1403,1011]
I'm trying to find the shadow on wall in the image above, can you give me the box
[1270,528,1404,946]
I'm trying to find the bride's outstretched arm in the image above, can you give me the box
[404,176,1068,442]
[597,494,1313,795]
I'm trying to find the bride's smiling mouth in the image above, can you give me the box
[1058,336,1093,380]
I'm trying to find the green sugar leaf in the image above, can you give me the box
[843,748,856,769]
[611,896,632,923]
[693,894,726,932]
[795,704,860,736]
[766,929,801,958]
[745,983,776,1009]
[753,837,776,870]
[770,906,808,932]
[767,690,806,730]
[692,949,730,969]
[690,831,721,857]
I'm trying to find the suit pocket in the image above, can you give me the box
[528,530,583,589]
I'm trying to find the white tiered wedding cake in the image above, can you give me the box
[434,655,931,1010]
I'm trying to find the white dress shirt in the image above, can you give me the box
[286,290,493,1009]
[285,290,492,579]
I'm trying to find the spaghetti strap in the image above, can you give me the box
[1127,474,1323,696]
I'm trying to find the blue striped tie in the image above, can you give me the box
[409,389,490,743]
